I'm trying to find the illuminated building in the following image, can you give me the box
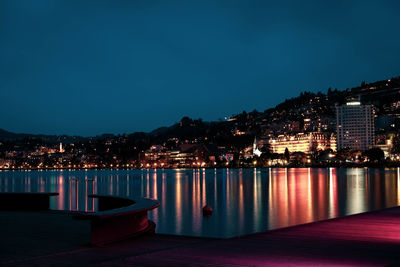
[336,101,375,150]
[269,132,336,154]
[143,145,171,166]
[59,142,65,153]
[253,137,262,157]
[375,134,394,158]
[303,118,311,131]
[143,144,220,168]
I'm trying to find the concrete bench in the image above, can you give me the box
[0,192,160,245]
[0,192,59,210]
[73,195,160,245]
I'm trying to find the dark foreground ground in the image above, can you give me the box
[2,208,400,266]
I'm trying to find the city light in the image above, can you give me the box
[346,101,361,106]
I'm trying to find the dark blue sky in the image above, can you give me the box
[1,0,400,136]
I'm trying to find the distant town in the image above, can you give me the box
[1,76,400,170]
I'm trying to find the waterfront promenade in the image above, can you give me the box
[2,207,400,266]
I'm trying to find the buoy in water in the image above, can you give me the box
[202,205,212,216]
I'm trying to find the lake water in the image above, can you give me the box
[1,168,399,238]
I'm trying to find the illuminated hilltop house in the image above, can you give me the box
[269,132,336,154]
[336,100,375,151]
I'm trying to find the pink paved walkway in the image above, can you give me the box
[2,208,400,266]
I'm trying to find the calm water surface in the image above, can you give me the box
[1,168,399,238]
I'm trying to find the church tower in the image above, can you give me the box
[253,136,262,157]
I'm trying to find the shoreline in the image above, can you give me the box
[2,206,400,266]
[2,164,400,171]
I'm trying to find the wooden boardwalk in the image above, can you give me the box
[2,207,400,266]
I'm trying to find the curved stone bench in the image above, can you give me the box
[0,192,159,245]
[73,195,160,245]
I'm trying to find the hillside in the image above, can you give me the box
[1,75,400,146]
[0,129,84,144]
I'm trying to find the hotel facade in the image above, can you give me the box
[269,132,336,154]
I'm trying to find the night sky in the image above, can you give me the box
[1,0,400,136]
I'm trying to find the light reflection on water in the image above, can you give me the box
[0,168,400,238]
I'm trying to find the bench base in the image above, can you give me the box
[90,211,155,245]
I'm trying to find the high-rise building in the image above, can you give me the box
[336,101,374,150]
